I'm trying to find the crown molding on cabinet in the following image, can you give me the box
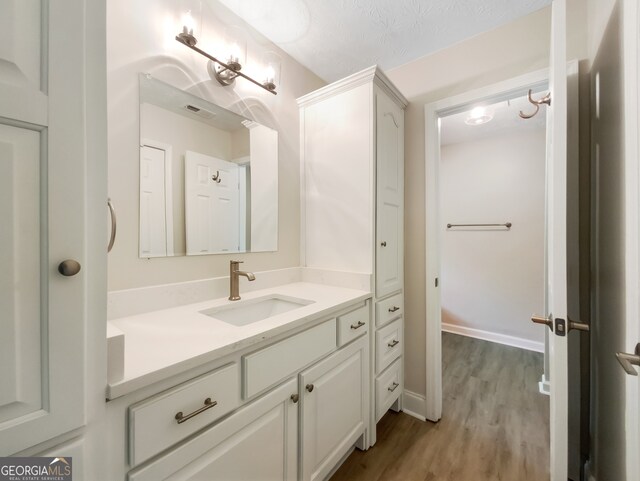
[297,65,408,109]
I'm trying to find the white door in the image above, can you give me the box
[140,145,168,257]
[184,151,240,255]
[376,93,404,298]
[543,1,571,479]
[0,0,95,454]
[299,339,367,481]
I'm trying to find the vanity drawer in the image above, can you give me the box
[375,318,403,373]
[243,319,336,399]
[128,363,240,467]
[337,303,369,346]
[375,357,403,422]
[376,293,403,328]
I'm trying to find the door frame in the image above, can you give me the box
[623,1,640,479]
[424,68,551,422]
[140,138,174,256]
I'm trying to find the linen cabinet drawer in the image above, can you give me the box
[375,318,403,373]
[128,363,240,467]
[337,303,369,346]
[375,293,403,327]
[375,357,402,422]
[243,319,336,399]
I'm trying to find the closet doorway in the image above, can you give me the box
[425,62,588,480]
[436,83,550,479]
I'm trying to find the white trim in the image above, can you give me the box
[297,65,408,108]
[442,323,544,353]
[424,67,550,424]
[623,2,640,481]
[402,390,427,421]
[538,374,551,396]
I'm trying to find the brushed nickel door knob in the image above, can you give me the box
[306,384,314,393]
[291,394,299,403]
[531,314,553,330]
[58,259,81,277]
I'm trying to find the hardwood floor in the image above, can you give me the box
[331,333,549,481]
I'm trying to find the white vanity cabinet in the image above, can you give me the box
[300,337,368,481]
[108,298,371,481]
[298,66,407,445]
[128,378,298,481]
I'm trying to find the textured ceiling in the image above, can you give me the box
[440,94,547,146]
[216,0,551,82]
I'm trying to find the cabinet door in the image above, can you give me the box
[0,0,98,455]
[129,379,298,481]
[375,92,404,298]
[300,338,368,481]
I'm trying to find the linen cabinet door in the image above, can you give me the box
[375,92,404,299]
[0,0,100,455]
[129,379,298,481]
[300,338,368,481]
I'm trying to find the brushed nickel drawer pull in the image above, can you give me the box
[388,382,399,392]
[380,241,387,247]
[175,397,217,424]
[350,321,366,330]
[291,394,299,403]
[388,339,399,348]
[306,384,314,393]
[388,306,400,313]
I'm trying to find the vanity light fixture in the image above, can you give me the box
[464,106,494,126]
[175,14,278,95]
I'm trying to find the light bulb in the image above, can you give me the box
[228,42,241,64]
[265,65,276,84]
[465,106,493,126]
[182,10,195,36]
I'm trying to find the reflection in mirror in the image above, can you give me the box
[139,74,278,258]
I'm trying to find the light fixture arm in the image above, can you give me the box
[175,36,277,95]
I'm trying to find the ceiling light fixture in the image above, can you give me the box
[175,13,278,95]
[464,106,493,126]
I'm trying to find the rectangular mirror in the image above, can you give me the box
[139,74,278,257]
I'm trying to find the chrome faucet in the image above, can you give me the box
[229,260,255,301]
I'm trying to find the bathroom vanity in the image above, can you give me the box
[106,282,372,481]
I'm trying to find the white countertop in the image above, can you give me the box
[107,282,371,399]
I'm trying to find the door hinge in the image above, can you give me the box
[554,318,566,337]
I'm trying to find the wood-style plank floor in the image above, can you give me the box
[331,333,549,481]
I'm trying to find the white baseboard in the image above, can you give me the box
[402,390,427,421]
[538,374,550,396]
[442,323,544,353]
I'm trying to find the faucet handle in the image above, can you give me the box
[230,260,244,265]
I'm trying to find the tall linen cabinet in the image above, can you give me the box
[298,66,407,446]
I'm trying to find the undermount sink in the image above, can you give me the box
[200,295,315,327]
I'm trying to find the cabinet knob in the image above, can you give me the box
[306,384,314,393]
[380,241,387,247]
[58,259,81,277]
[291,394,299,403]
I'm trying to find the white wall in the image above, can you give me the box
[248,123,278,252]
[440,129,546,347]
[107,0,325,291]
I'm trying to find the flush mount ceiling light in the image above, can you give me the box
[175,11,279,95]
[464,106,494,126]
